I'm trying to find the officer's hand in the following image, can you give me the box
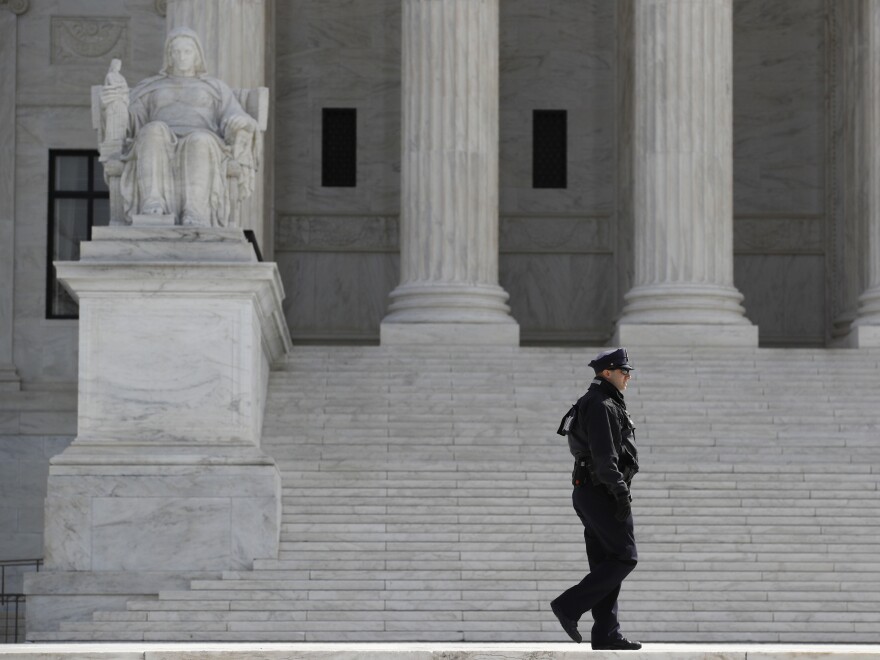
[614,493,632,522]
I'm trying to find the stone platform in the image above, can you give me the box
[2,643,880,659]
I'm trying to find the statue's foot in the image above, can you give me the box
[142,198,165,215]
[181,210,205,227]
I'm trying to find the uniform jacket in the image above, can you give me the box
[558,377,639,499]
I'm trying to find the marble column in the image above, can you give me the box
[615,0,757,347]
[380,0,519,345]
[166,0,273,257]
[838,0,880,347]
[0,8,22,389]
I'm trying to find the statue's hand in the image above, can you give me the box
[226,114,257,135]
[100,85,129,107]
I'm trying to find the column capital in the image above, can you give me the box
[0,0,29,15]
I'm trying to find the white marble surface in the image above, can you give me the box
[3,642,880,659]
[380,321,519,346]
[24,570,212,634]
[44,469,280,571]
[55,228,288,446]
[29,228,290,629]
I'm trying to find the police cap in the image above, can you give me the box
[589,347,634,373]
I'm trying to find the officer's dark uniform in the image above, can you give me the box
[550,348,640,649]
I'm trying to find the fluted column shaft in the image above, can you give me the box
[616,0,755,345]
[841,0,880,346]
[381,0,517,344]
[166,0,272,256]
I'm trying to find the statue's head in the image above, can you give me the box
[161,27,207,77]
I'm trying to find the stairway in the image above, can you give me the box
[35,346,880,642]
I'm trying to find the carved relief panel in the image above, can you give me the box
[50,16,129,65]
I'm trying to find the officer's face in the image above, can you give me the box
[603,368,631,392]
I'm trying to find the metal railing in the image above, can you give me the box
[1,559,42,644]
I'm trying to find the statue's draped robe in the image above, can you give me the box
[120,74,256,227]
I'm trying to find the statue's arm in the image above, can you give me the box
[217,82,258,141]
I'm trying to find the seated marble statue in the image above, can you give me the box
[100,27,258,227]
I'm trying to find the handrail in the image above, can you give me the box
[1,558,42,643]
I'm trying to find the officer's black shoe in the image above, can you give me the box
[591,637,642,651]
[550,601,582,643]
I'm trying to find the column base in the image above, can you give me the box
[614,283,757,346]
[614,323,759,347]
[841,287,880,346]
[841,325,880,348]
[381,282,519,345]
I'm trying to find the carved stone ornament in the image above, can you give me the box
[0,0,30,15]
[155,0,167,17]
[51,17,128,64]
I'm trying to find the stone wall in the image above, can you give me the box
[273,0,401,342]
[0,388,75,562]
[498,0,617,343]
[12,1,164,385]
[2,0,162,563]
[0,435,72,562]
[732,0,829,346]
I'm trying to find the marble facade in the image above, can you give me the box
[2,0,880,617]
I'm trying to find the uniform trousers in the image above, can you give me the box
[551,480,638,644]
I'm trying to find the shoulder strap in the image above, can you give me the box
[557,404,576,436]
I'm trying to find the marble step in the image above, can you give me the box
[41,345,880,643]
[21,641,880,658]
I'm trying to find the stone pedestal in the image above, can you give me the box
[25,227,291,633]
[615,0,756,347]
[380,0,518,346]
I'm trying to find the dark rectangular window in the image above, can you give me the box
[322,108,357,187]
[46,150,110,319]
[533,109,568,189]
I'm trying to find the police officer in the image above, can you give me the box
[550,347,641,650]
